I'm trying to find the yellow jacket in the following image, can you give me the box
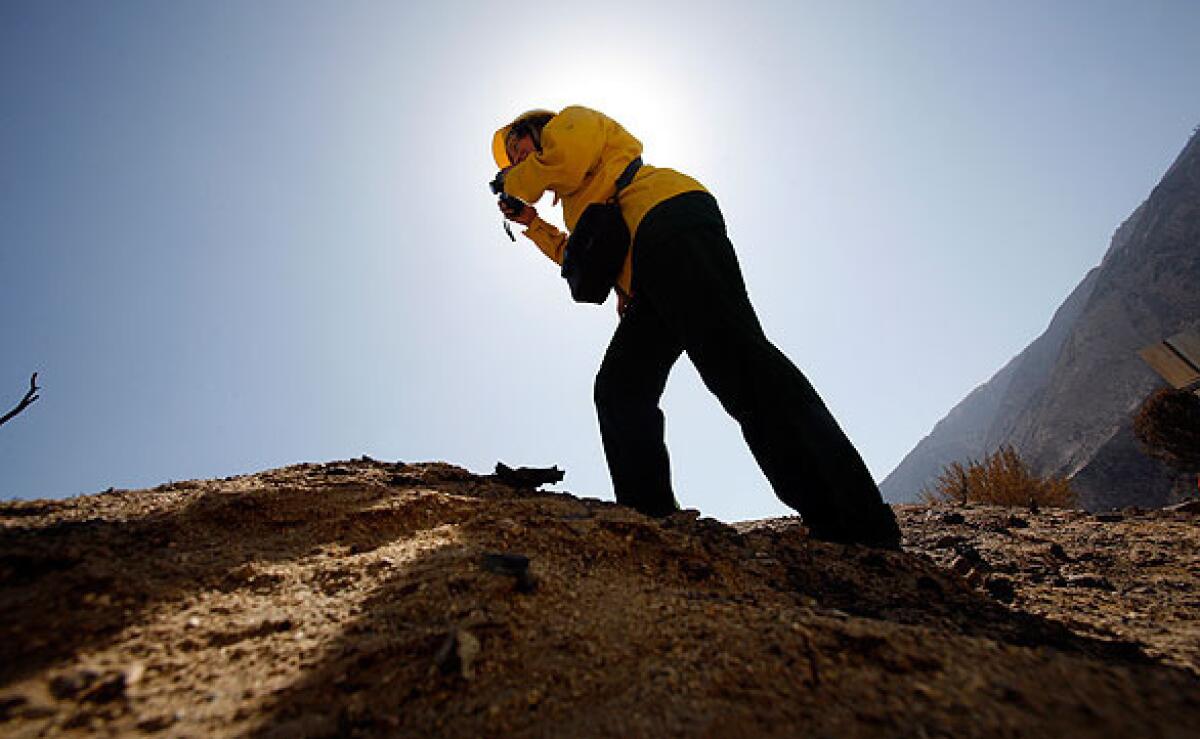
[497,106,706,296]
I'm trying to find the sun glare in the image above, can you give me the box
[528,64,702,179]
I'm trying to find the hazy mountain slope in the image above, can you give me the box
[882,128,1200,508]
[879,264,1101,502]
[1014,132,1200,507]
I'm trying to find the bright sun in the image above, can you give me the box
[526,63,701,179]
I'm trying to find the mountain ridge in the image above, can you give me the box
[881,127,1200,508]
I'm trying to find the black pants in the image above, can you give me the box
[594,191,899,546]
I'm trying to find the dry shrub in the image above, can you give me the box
[919,445,1076,508]
[1133,388,1200,473]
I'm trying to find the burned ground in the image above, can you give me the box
[1,459,1198,737]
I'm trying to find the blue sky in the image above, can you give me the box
[2,1,1198,520]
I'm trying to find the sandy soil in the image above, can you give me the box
[1,458,1198,737]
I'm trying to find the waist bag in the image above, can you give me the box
[561,157,642,304]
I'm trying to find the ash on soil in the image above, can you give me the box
[1,459,1198,737]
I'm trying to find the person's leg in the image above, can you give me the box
[635,196,899,546]
[594,298,685,517]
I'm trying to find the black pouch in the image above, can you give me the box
[561,157,642,304]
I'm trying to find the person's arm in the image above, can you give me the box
[523,218,568,265]
[524,217,627,317]
[498,201,567,265]
[502,107,606,204]
[500,202,626,316]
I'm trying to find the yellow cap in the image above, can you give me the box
[492,109,557,168]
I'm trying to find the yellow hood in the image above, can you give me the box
[492,108,558,168]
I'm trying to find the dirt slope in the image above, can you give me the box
[1,459,1198,737]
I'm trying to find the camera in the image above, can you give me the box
[490,171,525,211]
[490,170,524,241]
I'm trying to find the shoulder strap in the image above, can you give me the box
[613,157,643,198]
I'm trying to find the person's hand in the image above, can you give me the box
[499,199,537,226]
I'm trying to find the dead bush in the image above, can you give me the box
[1133,388,1200,473]
[919,445,1076,508]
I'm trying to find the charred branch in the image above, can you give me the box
[0,373,40,428]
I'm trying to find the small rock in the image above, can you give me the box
[950,556,976,577]
[1001,687,1029,706]
[84,672,128,704]
[434,628,481,679]
[1065,574,1115,591]
[49,668,128,705]
[940,512,966,525]
[49,669,99,700]
[565,519,595,536]
[0,693,28,720]
[1093,512,1123,523]
[952,542,985,564]
[186,616,201,629]
[1005,515,1029,529]
[481,552,537,593]
[679,559,714,582]
[1047,543,1069,560]
[18,703,58,720]
[984,575,1017,603]
[136,713,177,732]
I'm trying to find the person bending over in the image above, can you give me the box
[492,106,900,549]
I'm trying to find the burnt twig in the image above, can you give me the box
[493,462,565,489]
[0,373,40,428]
